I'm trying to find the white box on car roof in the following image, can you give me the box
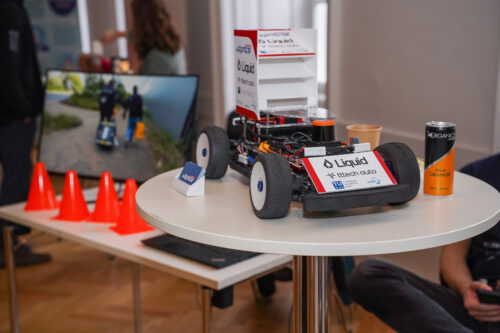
[234,29,318,120]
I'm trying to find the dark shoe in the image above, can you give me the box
[256,274,276,298]
[0,243,52,268]
[273,267,293,281]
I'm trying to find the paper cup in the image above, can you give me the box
[346,124,382,149]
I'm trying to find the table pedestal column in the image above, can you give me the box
[293,256,329,333]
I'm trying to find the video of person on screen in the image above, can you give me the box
[40,70,198,183]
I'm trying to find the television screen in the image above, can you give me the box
[40,70,198,183]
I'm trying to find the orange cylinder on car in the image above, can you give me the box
[312,120,335,142]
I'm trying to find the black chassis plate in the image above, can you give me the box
[301,184,410,212]
[229,159,408,212]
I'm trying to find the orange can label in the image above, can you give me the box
[424,146,455,196]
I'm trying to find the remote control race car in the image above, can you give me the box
[195,112,420,219]
[95,120,117,150]
[194,28,420,219]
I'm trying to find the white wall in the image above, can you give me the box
[329,0,500,168]
[186,0,216,130]
[87,0,118,57]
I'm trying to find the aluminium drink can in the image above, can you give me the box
[424,121,456,196]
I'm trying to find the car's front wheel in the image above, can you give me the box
[250,154,292,219]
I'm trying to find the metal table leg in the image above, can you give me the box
[3,226,19,333]
[132,263,142,333]
[201,287,213,333]
[293,255,329,333]
[293,256,306,333]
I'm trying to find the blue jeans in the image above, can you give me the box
[126,116,140,142]
[348,259,499,333]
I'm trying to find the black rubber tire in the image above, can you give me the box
[250,154,292,219]
[226,110,243,140]
[374,142,420,204]
[196,126,230,179]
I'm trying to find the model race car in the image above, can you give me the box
[95,120,117,150]
[194,29,420,219]
[196,112,420,219]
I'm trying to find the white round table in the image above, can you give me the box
[136,168,500,333]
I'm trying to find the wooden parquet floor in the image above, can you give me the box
[0,232,394,333]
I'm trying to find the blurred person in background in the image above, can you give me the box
[99,80,116,123]
[101,0,187,75]
[0,0,51,266]
[348,154,500,333]
[123,85,143,147]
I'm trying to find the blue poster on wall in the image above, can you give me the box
[25,0,81,72]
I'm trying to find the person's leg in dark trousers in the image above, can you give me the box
[0,118,50,266]
[348,259,492,333]
[0,119,35,237]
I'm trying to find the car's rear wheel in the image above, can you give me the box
[374,142,420,204]
[250,154,292,219]
[226,110,243,140]
[196,126,230,179]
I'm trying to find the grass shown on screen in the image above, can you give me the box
[143,111,185,173]
[43,111,83,133]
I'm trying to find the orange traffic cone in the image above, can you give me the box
[25,162,59,211]
[89,171,119,223]
[53,170,89,222]
[110,179,154,235]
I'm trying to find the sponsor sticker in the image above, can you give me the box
[178,162,205,185]
[257,30,315,56]
[235,34,258,119]
[302,151,397,194]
